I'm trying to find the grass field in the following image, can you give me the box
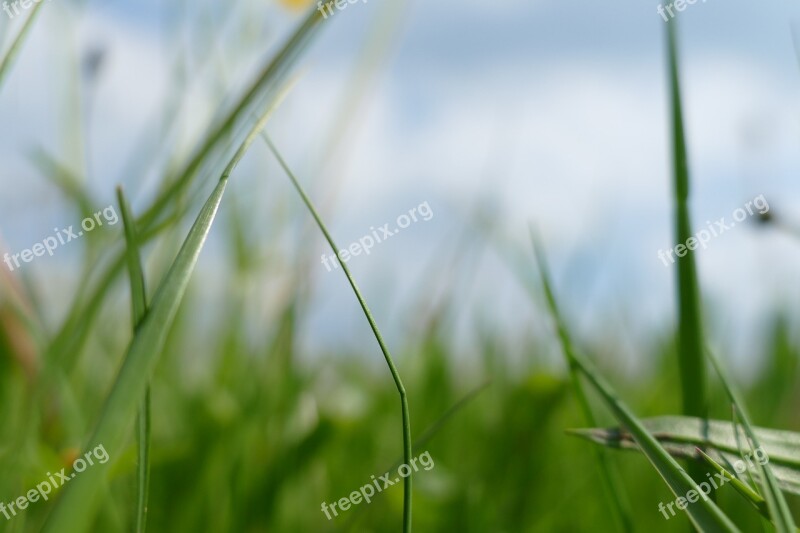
[0,1,799,532]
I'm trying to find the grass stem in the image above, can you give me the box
[264,133,413,532]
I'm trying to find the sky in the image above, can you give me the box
[1,0,800,375]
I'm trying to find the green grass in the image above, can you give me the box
[42,95,277,533]
[116,187,152,533]
[666,19,708,429]
[264,133,413,533]
[533,242,739,532]
[0,2,798,532]
[531,232,634,533]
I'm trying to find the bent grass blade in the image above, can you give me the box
[264,134,413,533]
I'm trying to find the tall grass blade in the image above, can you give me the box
[41,102,276,533]
[666,20,708,424]
[530,232,633,533]
[116,186,151,533]
[264,134,413,533]
[534,244,739,532]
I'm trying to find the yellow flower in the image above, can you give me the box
[276,0,312,11]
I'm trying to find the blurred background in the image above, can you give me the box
[1,0,800,530]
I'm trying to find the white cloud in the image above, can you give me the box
[2,0,799,361]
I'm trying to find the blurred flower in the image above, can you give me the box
[276,0,313,12]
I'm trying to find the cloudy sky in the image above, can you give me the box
[1,0,799,372]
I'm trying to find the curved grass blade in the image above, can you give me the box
[264,134,413,533]
[116,186,151,533]
[137,6,326,233]
[534,244,739,532]
[41,102,276,533]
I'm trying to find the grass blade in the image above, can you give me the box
[342,381,492,532]
[137,6,326,233]
[116,186,151,533]
[264,134,413,533]
[569,415,800,495]
[117,187,147,326]
[530,232,633,532]
[41,101,276,533]
[666,20,708,424]
[46,6,323,368]
[697,449,770,519]
[533,244,739,532]
[707,350,797,531]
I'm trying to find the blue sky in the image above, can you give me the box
[1,0,800,373]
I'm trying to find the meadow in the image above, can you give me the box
[0,1,798,532]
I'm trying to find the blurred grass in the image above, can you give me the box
[2,241,800,530]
